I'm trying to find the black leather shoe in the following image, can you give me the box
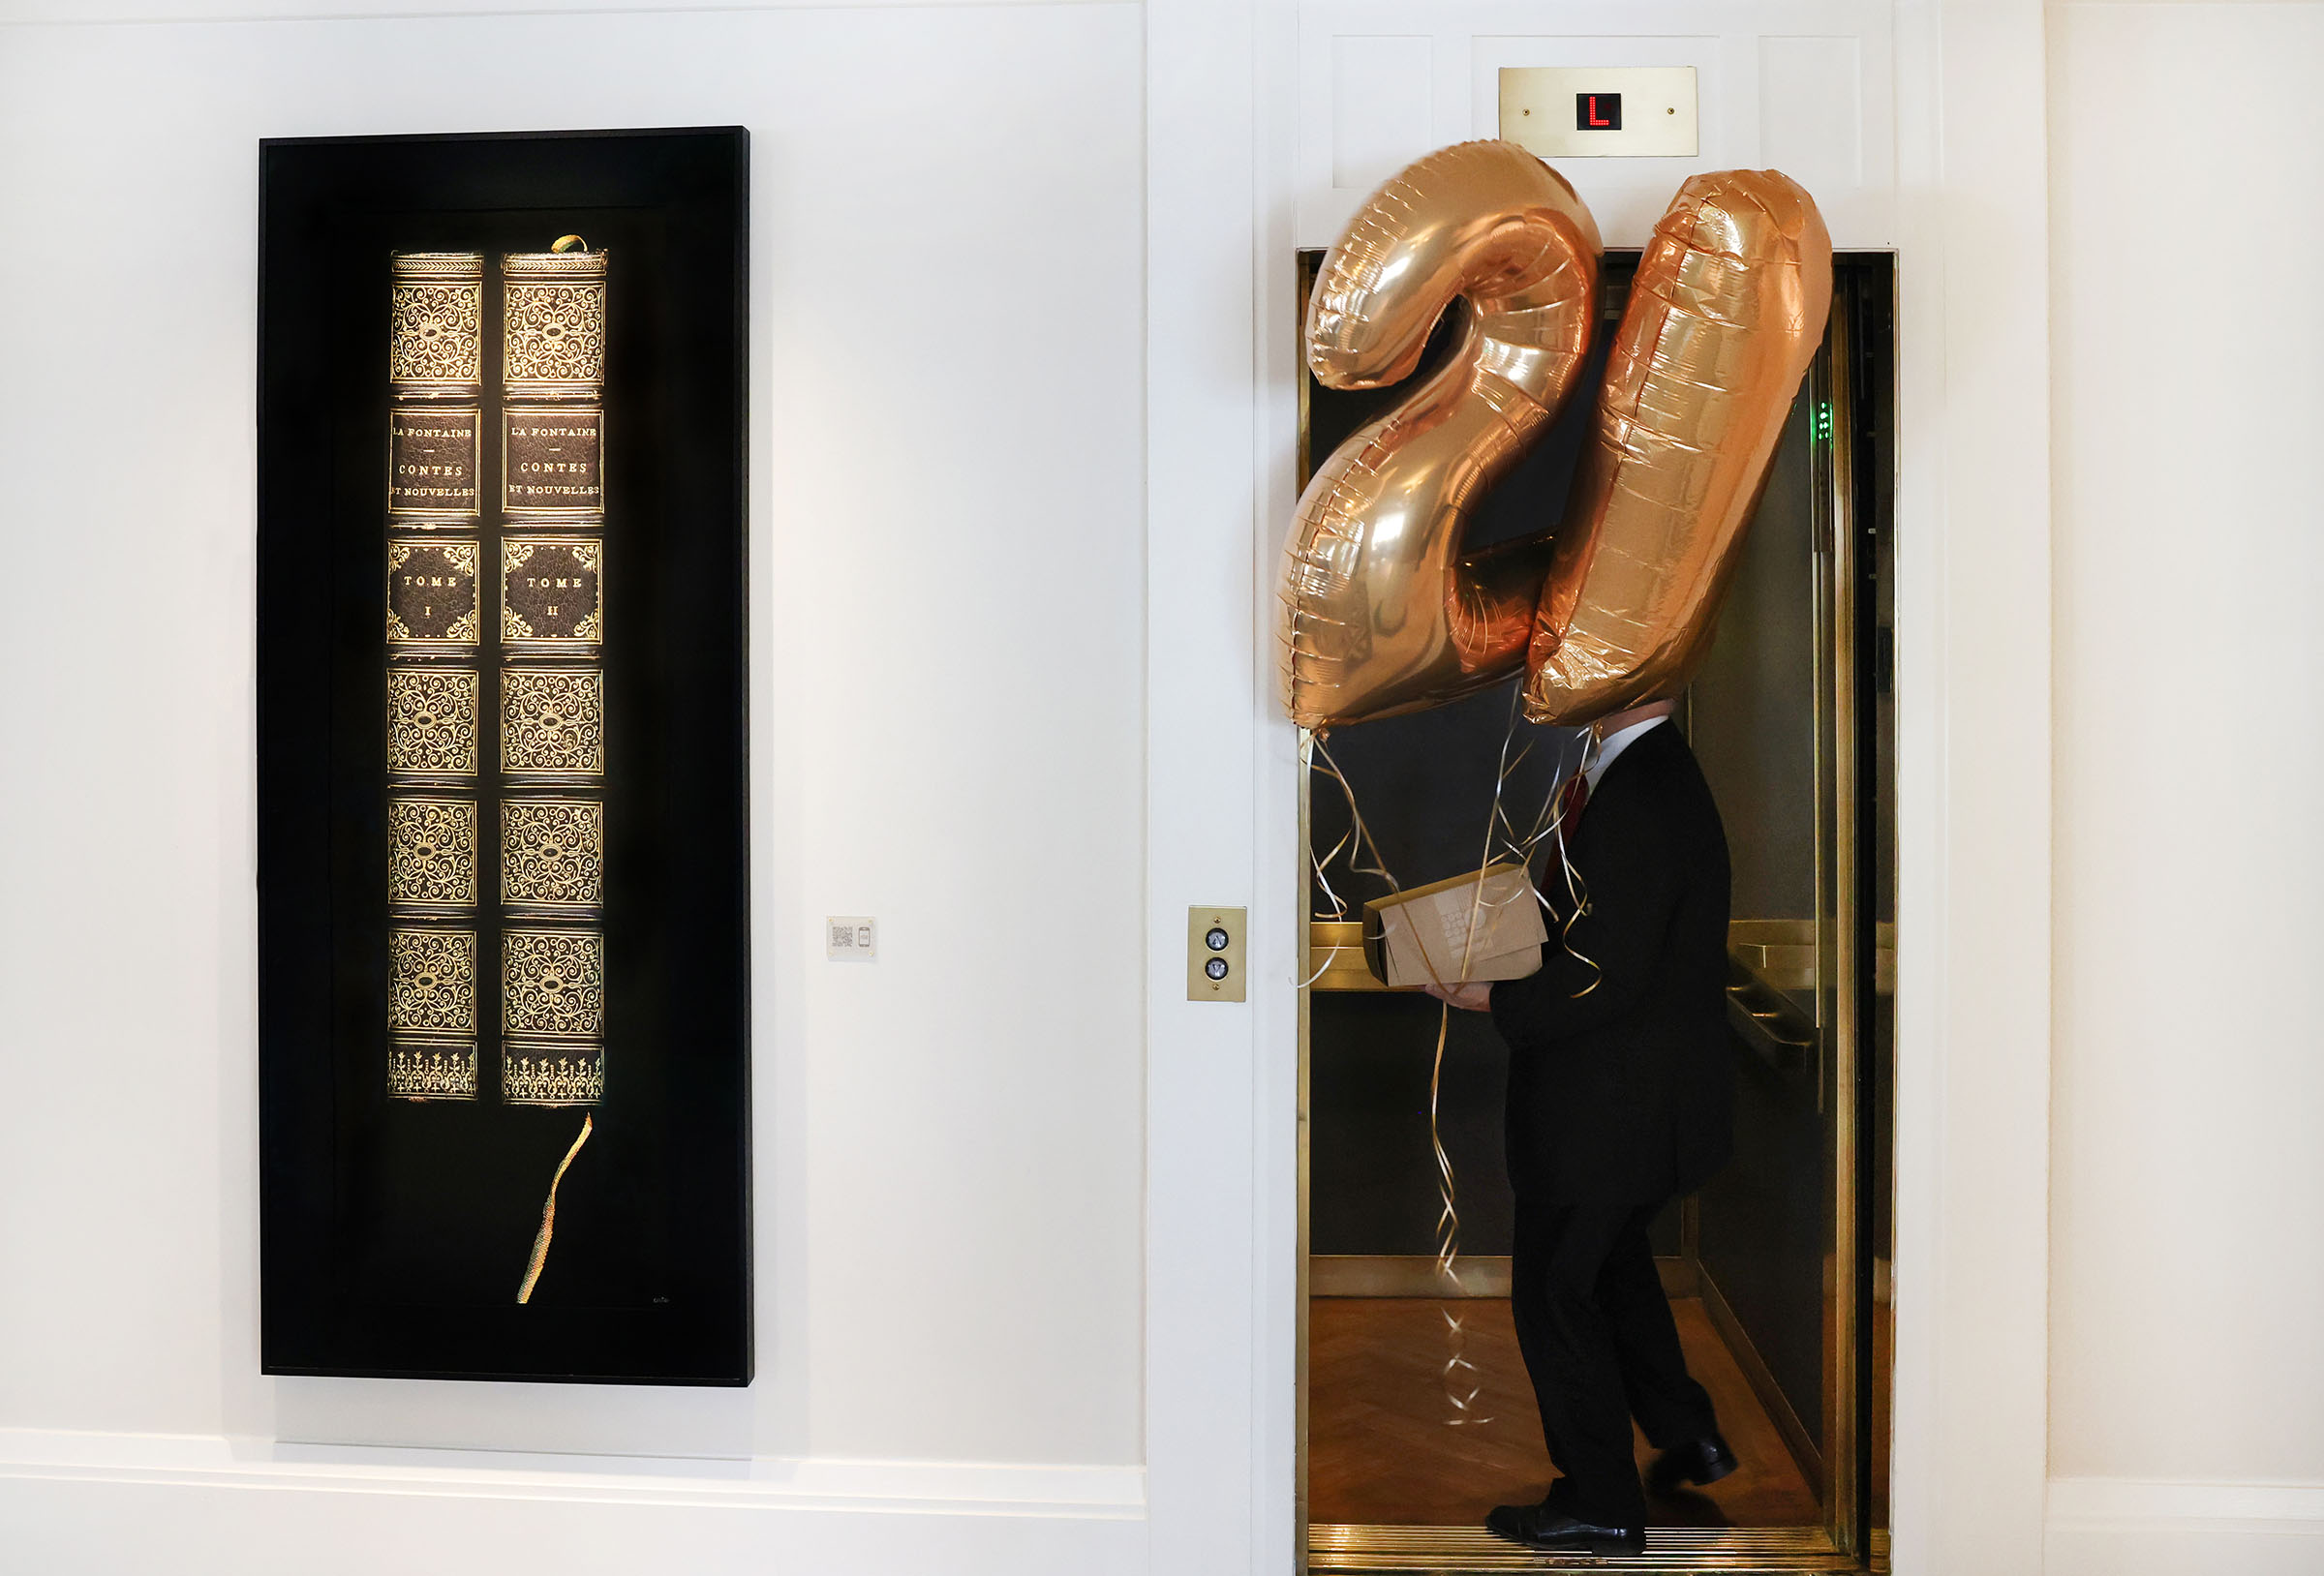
[1648,1432,1739,1496]
[1484,1501,1646,1554]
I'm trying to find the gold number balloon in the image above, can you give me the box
[1280,140,1602,730]
[1522,168,1832,724]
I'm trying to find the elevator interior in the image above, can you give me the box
[1298,253,1897,1573]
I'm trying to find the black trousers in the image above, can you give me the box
[1509,1194,1718,1527]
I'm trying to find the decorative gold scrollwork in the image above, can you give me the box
[502,254,607,392]
[502,669,605,775]
[386,797,477,907]
[502,928,605,1037]
[386,669,478,776]
[388,927,477,1032]
[501,800,604,908]
[388,281,483,387]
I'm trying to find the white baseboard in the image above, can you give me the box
[0,1428,1147,1576]
[2046,1476,2324,1576]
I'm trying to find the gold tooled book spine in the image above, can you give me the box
[385,253,486,1101]
[497,244,608,1108]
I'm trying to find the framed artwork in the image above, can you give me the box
[258,128,750,1383]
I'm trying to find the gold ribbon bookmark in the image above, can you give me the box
[516,1114,594,1305]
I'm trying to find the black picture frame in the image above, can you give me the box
[258,129,750,1384]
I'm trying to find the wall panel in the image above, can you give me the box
[2048,4,2324,1564]
[1294,0,1894,249]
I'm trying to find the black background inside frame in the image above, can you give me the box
[259,129,749,1383]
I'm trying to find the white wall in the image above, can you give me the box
[0,2,1148,1568]
[1287,0,1899,250]
[2047,3,2324,1571]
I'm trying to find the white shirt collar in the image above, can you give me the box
[1582,714,1668,792]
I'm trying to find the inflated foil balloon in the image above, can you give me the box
[1522,169,1832,724]
[1279,140,1601,731]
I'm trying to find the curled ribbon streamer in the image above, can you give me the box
[1319,747,1523,1430]
[1542,728,1604,999]
[1427,1000,1490,1426]
[1401,927,1494,1427]
[1307,697,1612,1424]
[1309,732,1404,913]
[1300,731,1404,988]
[1301,732,1489,1426]
[1407,698,1603,1428]
[516,1113,594,1305]
[1399,831,1509,1429]
[1465,693,1604,995]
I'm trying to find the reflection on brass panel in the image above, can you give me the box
[504,408,603,515]
[1726,922,1895,998]
[386,1041,476,1101]
[503,927,604,1037]
[387,539,480,647]
[1727,972,1819,1079]
[387,408,481,517]
[501,669,604,776]
[388,253,484,395]
[504,1047,605,1106]
[501,799,604,908]
[502,251,607,397]
[387,926,476,1034]
[1307,921,1396,992]
[386,797,476,908]
[385,669,478,777]
[502,538,601,645]
[1730,918,1820,993]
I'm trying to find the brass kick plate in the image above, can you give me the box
[1187,906,1246,1002]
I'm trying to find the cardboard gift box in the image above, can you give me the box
[1361,863,1548,987]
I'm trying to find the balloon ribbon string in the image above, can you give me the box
[1303,733,1485,1423]
[1546,728,1603,998]
[1424,699,1611,1428]
[1429,997,1490,1426]
[1304,705,1599,1426]
[1421,688,1557,1431]
[516,1114,594,1305]
[1482,691,1602,997]
[1308,731,1403,906]
[1333,734,1503,1429]
[1300,730,1402,987]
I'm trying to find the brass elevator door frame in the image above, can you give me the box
[1293,253,1893,1574]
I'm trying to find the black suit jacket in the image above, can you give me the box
[1489,722,1734,1205]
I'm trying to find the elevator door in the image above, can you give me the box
[1685,257,1890,1554]
[1300,255,1893,1568]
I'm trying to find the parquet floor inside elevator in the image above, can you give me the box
[1308,1296,1822,1528]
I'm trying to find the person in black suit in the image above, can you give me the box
[1426,698,1737,1554]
